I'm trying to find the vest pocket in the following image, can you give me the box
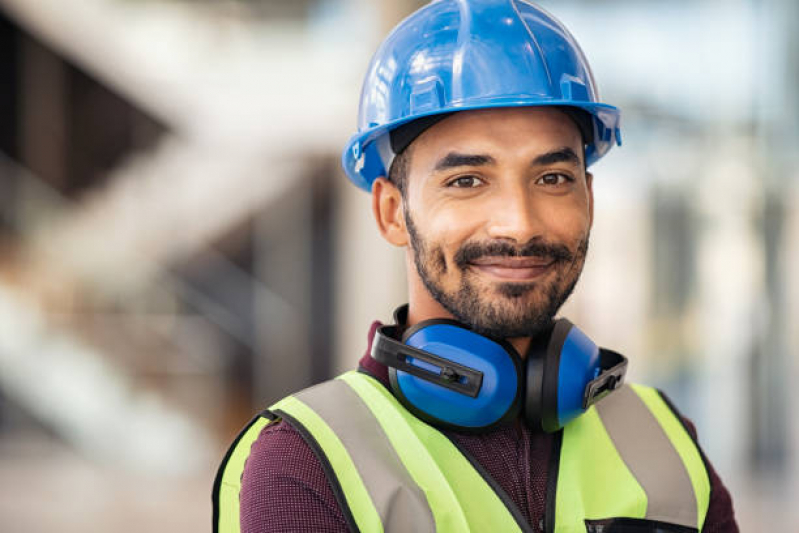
[584,517,698,533]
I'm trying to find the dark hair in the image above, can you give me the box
[387,144,412,198]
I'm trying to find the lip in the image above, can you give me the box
[468,257,555,281]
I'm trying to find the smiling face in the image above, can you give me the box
[372,107,594,341]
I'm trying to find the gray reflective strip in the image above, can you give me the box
[294,379,435,533]
[595,386,698,527]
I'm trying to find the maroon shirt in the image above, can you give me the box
[240,322,738,532]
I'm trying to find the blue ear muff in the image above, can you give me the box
[526,319,598,432]
[393,321,523,431]
[371,306,628,433]
[525,319,629,432]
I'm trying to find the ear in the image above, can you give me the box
[585,171,594,229]
[372,177,409,247]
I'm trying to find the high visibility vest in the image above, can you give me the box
[213,371,710,533]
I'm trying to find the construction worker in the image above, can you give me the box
[214,0,738,531]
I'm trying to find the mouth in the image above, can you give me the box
[467,256,556,282]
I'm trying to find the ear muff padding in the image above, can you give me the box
[540,320,573,433]
[524,321,562,432]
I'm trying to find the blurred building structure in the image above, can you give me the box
[0,0,796,531]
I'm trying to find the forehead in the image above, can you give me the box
[409,107,583,166]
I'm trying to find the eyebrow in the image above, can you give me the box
[532,147,582,167]
[432,147,582,172]
[433,153,496,172]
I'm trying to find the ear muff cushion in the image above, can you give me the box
[540,321,567,433]
[524,325,555,432]
[393,321,523,431]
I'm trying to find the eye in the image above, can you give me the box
[447,175,484,188]
[536,173,573,186]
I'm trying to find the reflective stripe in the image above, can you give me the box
[632,385,711,530]
[270,394,384,532]
[260,372,524,532]
[555,404,648,531]
[214,415,272,533]
[596,386,697,527]
[555,384,709,532]
[339,372,525,532]
[292,379,435,533]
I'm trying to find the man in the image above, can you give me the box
[214,0,738,531]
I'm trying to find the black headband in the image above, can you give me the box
[389,114,452,154]
[388,107,595,156]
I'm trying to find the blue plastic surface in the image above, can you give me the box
[342,0,622,191]
[398,324,519,428]
[556,324,601,427]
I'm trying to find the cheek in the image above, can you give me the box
[536,197,592,241]
[423,211,480,263]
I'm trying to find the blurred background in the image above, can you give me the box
[0,0,796,530]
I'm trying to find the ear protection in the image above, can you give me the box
[371,305,628,433]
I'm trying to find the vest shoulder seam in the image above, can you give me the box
[655,389,714,500]
[272,407,361,533]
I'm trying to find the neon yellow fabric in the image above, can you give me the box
[555,406,648,532]
[217,416,271,533]
[270,395,384,533]
[632,385,711,530]
[339,371,523,532]
[215,374,711,533]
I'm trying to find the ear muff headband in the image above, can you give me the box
[371,323,485,398]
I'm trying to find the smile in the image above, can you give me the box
[467,257,555,282]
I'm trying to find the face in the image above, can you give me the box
[375,107,593,340]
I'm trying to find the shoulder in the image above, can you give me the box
[239,418,349,532]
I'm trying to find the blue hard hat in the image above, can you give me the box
[341,0,622,191]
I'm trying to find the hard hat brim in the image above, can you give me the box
[342,100,621,192]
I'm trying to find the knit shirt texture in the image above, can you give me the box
[239,322,738,532]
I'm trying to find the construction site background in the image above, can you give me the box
[0,0,796,531]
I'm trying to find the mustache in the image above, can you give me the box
[453,239,574,268]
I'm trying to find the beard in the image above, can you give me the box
[406,212,589,340]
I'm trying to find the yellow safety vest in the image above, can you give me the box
[214,371,710,533]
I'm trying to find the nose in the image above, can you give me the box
[485,184,544,244]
